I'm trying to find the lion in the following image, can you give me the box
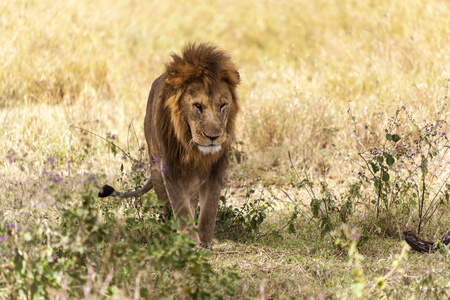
[99,43,240,247]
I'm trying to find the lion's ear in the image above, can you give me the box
[223,69,240,87]
[166,71,184,89]
[234,70,240,82]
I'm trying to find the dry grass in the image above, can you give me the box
[1,0,450,298]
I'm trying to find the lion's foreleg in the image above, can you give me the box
[197,180,221,248]
[172,202,200,245]
[163,178,201,245]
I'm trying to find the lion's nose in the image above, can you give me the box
[203,132,220,142]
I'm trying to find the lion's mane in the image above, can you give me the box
[150,43,240,176]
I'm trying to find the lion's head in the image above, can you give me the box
[160,43,240,163]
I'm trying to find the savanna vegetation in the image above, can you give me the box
[1,0,450,298]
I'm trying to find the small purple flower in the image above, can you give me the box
[9,224,14,229]
[0,237,5,242]
[153,157,161,162]
[354,234,360,239]
[53,174,62,183]
[111,135,116,140]
[122,155,127,160]
[47,157,56,164]
[160,166,168,173]
[138,164,144,168]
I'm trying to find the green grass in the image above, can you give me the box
[1,0,450,298]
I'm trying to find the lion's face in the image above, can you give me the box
[181,80,233,155]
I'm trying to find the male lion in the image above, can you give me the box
[99,43,240,247]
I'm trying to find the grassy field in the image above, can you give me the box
[1,0,450,298]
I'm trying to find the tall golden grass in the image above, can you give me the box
[1,0,449,185]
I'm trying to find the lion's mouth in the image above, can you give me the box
[197,144,222,155]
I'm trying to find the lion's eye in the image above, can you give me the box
[194,103,203,112]
[220,104,227,112]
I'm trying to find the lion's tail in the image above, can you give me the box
[98,178,153,199]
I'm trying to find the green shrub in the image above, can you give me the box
[348,106,450,234]
[288,105,450,238]
[0,181,239,299]
[215,187,273,242]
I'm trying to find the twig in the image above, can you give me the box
[127,117,143,159]
[279,188,314,223]
[70,125,132,160]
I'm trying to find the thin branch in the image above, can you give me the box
[70,125,132,160]
[279,188,314,222]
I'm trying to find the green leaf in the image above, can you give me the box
[386,133,401,142]
[310,198,320,218]
[370,162,379,174]
[385,153,395,166]
[382,170,390,182]
[391,134,401,142]
[288,223,296,234]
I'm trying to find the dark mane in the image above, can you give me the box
[153,43,240,176]
[165,43,240,90]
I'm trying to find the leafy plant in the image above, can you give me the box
[215,187,273,242]
[0,180,240,299]
[348,105,450,234]
[287,152,358,238]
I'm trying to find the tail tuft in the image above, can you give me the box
[98,185,115,198]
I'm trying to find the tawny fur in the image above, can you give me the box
[144,43,240,247]
[98,43,241,247]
